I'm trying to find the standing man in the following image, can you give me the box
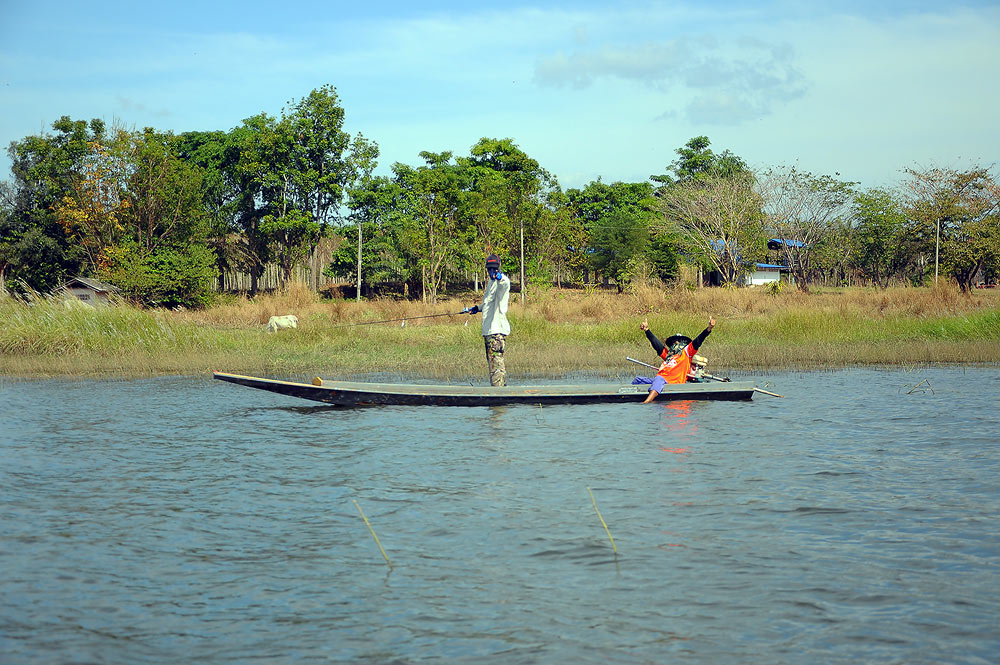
[465,254,511,386]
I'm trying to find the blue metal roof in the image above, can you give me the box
[768,238,806,248]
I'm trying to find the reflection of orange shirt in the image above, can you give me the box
[656,342,695,384]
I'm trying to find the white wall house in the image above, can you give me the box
[55,277,117,306]
[746,263,789,286]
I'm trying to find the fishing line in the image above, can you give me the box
[331,311,468,327]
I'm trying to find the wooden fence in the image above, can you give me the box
[214,237,346,292]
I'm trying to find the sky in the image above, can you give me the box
[2,0,999,192]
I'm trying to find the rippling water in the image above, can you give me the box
[2,367,999,664]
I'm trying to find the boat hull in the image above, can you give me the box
[212,372,756,407]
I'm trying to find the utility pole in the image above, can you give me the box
[519,219,525,303]
[356,222,363,302]
[934,216,940,286]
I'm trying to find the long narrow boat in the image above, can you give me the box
[213,371,756,407]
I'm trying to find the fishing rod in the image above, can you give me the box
[625,357,784,398]
[333,310,469,327]
[627,356,731,382]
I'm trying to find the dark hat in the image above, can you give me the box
[664,334,692,351]
[485,254,501,270]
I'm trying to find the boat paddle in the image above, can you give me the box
[625,357,784,398]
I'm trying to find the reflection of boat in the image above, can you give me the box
[213,371,756,407]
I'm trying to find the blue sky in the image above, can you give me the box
[2,0,998,191]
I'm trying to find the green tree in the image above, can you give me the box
[171,130,250,288]
[281,84,352,229]
[259,209,320,287]
[221,86,355,293]
[904,166,1000,291]
[5,116,105,290]
[567,180,657,287]
[224,112,281,294]
[850,189,916,288]
[344,133,381,300]
[464,137,554,301]
[393,152,474,303]
[66,127,219,307]
[589,209,650,292]
[652,135,750,187]
[99,240,217,308]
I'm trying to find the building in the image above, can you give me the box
[747,263,790,286]
[55,277,118,306]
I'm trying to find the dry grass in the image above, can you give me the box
[2,282,998,379]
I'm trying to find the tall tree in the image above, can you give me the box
[567,180,657,287]
[652,135,750,188]
[464,137,553,301]
[393,152,473,303]
[221,86,354,293]
[6,116,105,290]
[658,173,766,285]
[904,166,1000,291]
[171,130,249,288]
[850,188,916,288]
[224,112,281,295]
[344,133,381,300]
[281,84,352,229]
[758,167,857,291]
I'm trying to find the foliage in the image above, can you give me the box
[566,179,657,286]
[98,241,218,308]
[904,166,1000,292]
[757,167,857,291]
[588,209,650,292]
[5,116,104,288]
[651,135,750,187]
[658,173,767,285]
[7,104,1000,301]
[850,188,917,288]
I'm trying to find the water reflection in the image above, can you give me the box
[657,399,698,442]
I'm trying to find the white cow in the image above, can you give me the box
[266,314,298,333]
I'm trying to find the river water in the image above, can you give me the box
[2,367,998,664]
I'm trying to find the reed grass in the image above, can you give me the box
[2,282,998,378]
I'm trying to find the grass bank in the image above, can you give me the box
[2,283,998,379]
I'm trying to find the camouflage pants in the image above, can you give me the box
[483,333,507,387]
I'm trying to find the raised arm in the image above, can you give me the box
[691,316,716,351]
[640,319,665,356]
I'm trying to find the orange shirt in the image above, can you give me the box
[656,342,695,384]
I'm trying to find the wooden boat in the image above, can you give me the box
[212,371,756,407]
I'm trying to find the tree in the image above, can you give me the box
[850,189,916,288]
[651,135,750,188]
[658,173,766,285]
[589,209,650,292]
[281,84,352,229]
[6,116,106,290]
[171,130,249,288]
[344,133,381,300]
[567,179,657,287]
[904,166,1000,291]
[58,127,220,307]
[464,137,554,301]
[224,112,281,295]
[259,209,320,287]
[220,86,354,295]
[393,152,473,303]
[758,167,857,291]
